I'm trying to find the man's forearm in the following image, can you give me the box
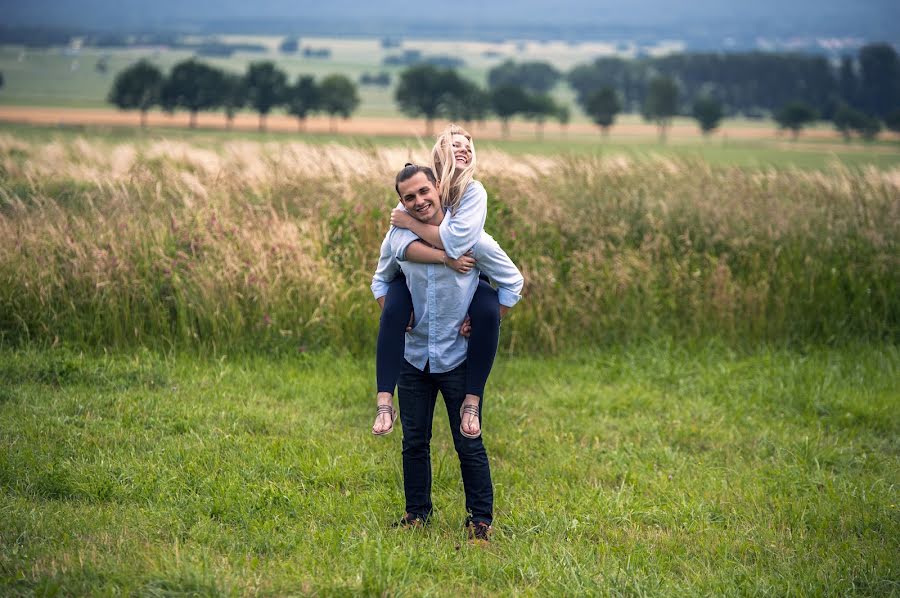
[377,296,385,310]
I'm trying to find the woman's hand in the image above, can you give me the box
[444,250,476,274]
[390,208,416,230]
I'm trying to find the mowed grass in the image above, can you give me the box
[1,342,898,595]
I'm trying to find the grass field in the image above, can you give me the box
[0,122,897,595]
[0,40,574,118]
[1,342,898,595]
[4,35,900,162]
[0,36,683,118]
[1,120,898,172]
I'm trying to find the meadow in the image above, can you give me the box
[1,343,897,595]
[0,125,898,595]
[1,128,897,352]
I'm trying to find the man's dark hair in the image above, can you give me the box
[395,163,438,196]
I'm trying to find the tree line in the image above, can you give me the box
[395,60,569,138]
[567,43,900,140]
[105,45,900,141]
[108,59,359,132]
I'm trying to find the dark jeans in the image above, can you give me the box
[397,359,493,525]
[377,274,500,399]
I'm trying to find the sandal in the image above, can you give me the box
[372,403,398,436]
[459,402,481,439]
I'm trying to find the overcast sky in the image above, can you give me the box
[2,0,898,41]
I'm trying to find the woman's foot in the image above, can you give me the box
[460,394,481,438]
[372,392,397,435]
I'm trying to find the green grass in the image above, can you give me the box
[0,342,897,595]
[1,121,898,171]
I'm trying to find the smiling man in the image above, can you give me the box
[374,163,523,543]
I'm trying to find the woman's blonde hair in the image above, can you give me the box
[430,123,477,212]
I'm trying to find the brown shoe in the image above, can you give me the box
[465,519,492,544]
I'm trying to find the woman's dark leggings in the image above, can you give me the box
[376,274,500,399]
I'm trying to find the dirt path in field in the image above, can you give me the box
[0,104,889,149]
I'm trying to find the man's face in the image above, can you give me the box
[397,172,441,224]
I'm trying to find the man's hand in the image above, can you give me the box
[391,208,416,230]
[459,306,510,337]
[445,250,476,274]
[459,316,471,338]
[407,310,415,332]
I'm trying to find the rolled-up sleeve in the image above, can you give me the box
[439,181,487,259]
[371,232,399,299]
[471,232,524,308]
[388,226,421,262]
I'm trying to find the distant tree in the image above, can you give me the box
[360,72,391,87]
[488,60,561,93]
[318,74,359,133]
[642,76,679,141]
[523,92,558,140]
[886,109,900,137]
[568,57,635,108]
[775,101,818,140]
[444,79,490,126]
[692,95,723,136]
[244,61,288,132]
[556,104,571,137]
[395,64,464,135]
[285,75,320,132]
[837,55,858,108]
[854,114,882,141]
[857,43,900,118]
[490,84,531,139]
[219,72,247,130]
[160,59,225,128]
[107,59,163,128]
[584,86,621,136]
[0,72,4,91]
[279,37,299,54]
[832,104,865,141]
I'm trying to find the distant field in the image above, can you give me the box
[4,35,899,158]
[0,36,850,131]
[0,38,593,118]
[1,116,898,172]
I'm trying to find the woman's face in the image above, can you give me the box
[451,134,473,168]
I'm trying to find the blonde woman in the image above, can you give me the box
[371,125,517,440]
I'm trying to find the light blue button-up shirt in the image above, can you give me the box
[438,181,487,260]
[369,179,522,373]
[387,227,522,373]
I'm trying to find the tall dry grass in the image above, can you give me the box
[0,133,897,353]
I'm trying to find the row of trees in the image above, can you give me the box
[108,59,360,131]
[107,52,900,141]
[580,77,900,141]
[567,43,900,121]
[395,63,569,138]
[395,64,725,140]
